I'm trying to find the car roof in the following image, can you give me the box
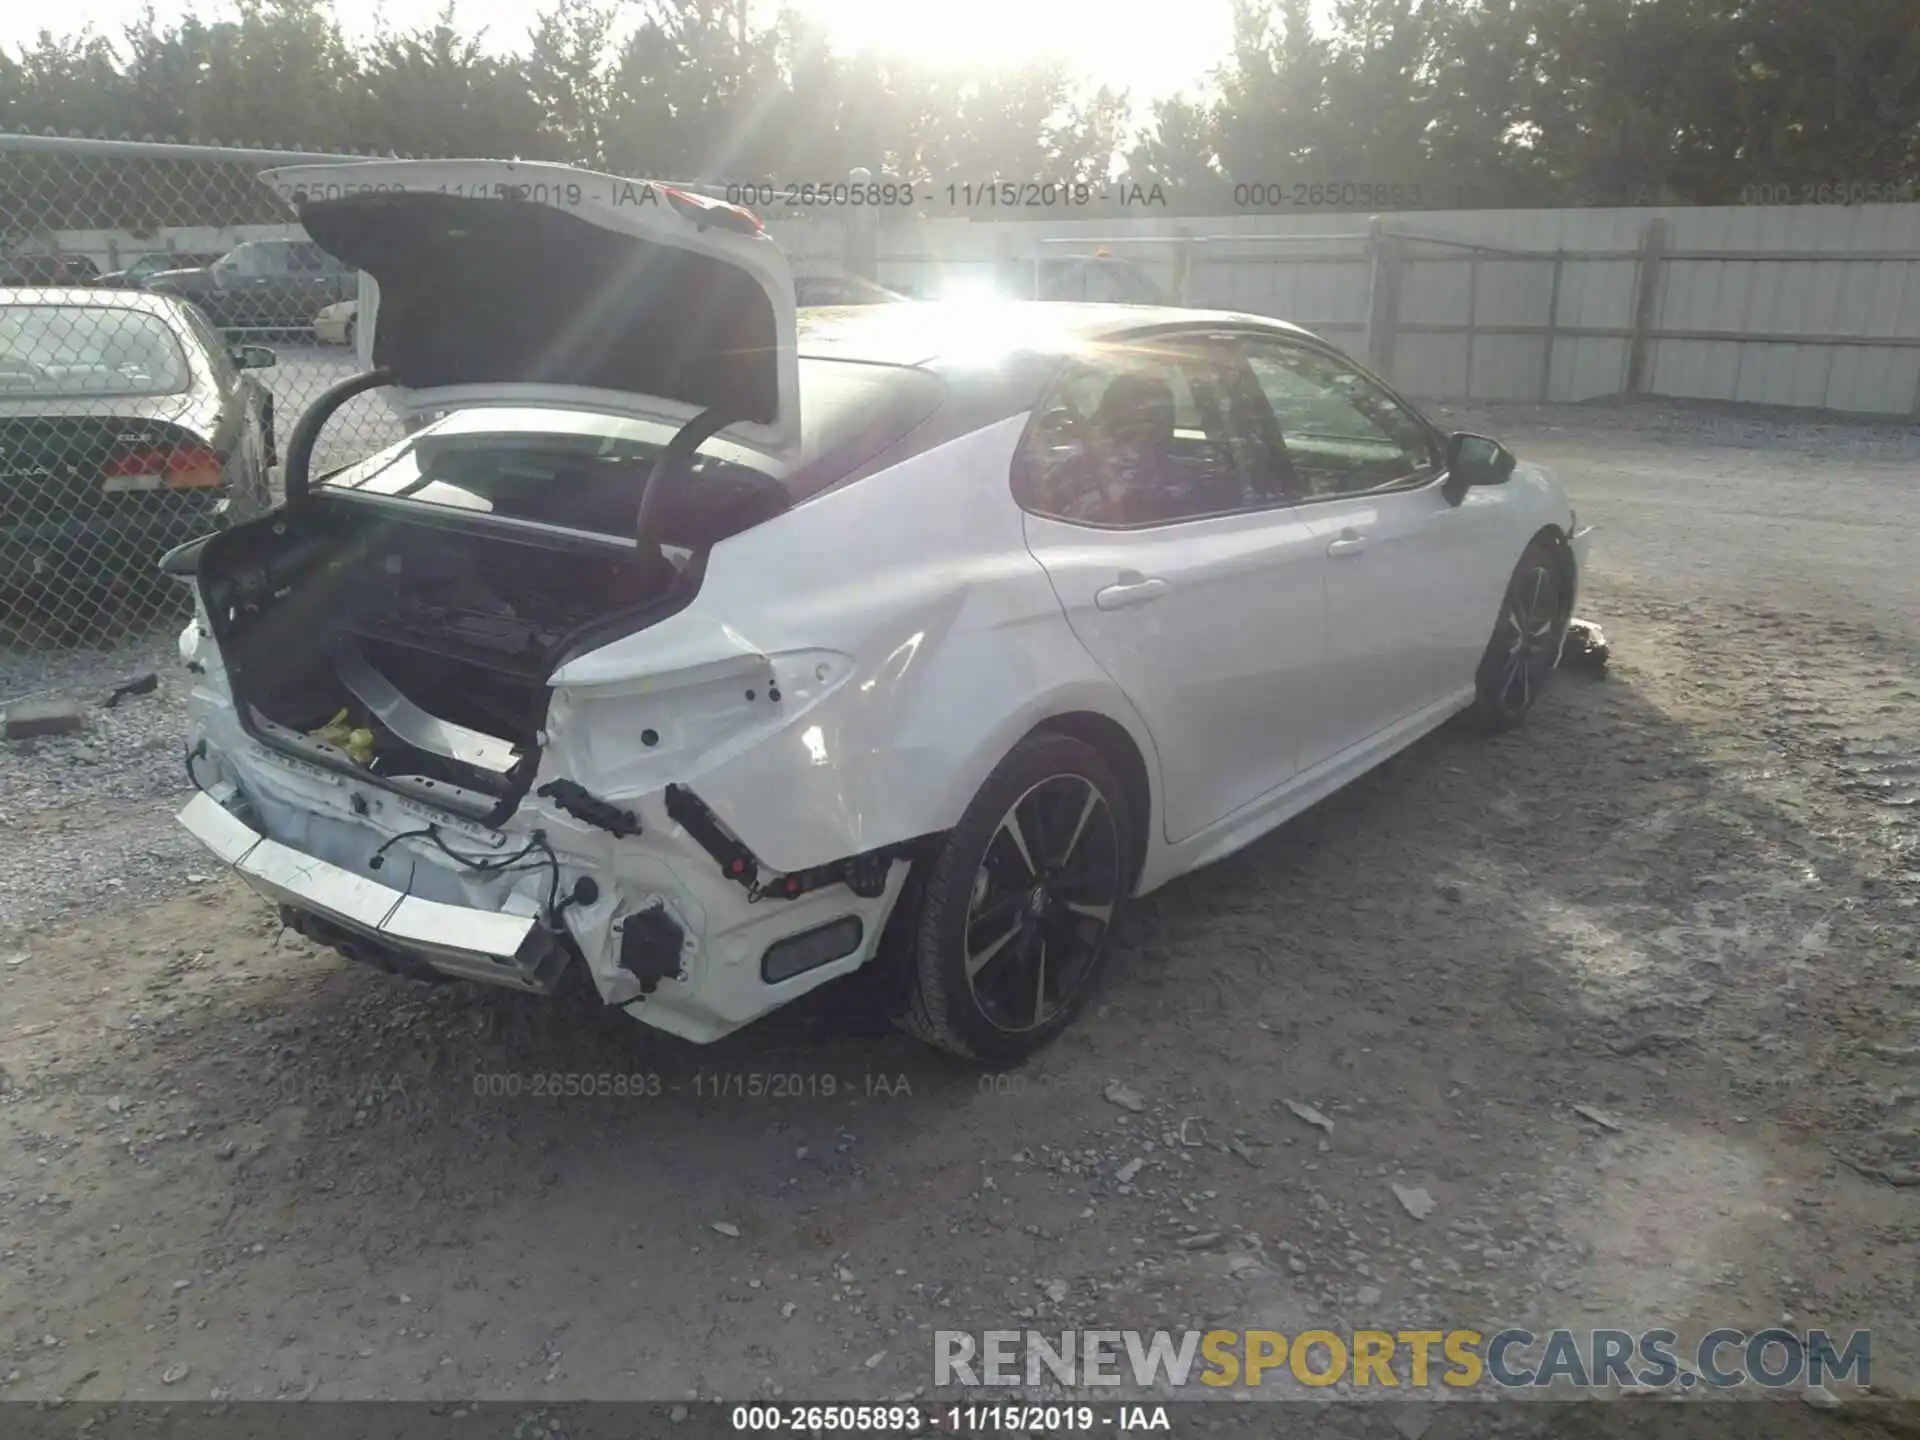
[0,287,194,318]
[796,300,1321,368]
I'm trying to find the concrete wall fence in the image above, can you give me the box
[831,207,1920,416]
[7,133,1919,416]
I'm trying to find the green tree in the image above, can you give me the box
[357,6,553,159]
[526,0,618,166]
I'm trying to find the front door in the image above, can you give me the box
[1230,336,1500,770]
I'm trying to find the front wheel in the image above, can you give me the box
[1467,536,1568,731]
[891,733,1132,1062]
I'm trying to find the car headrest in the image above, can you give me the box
[1092,372,1176,448]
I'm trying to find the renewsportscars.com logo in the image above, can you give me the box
[935,1328,1872,1392]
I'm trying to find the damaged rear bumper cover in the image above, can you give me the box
[178,790,567,991]
[173,724,911,1044]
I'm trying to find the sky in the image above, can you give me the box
[0,0,1252,103]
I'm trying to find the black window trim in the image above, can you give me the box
[1010,321,1450,533]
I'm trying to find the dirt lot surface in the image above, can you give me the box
[2,398,1916,1430]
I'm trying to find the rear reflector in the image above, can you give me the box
[103,442,224,491]
[761,916,863,984]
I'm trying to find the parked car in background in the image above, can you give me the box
[313,298,357,345]
[146,239,355,332]
[168,158,1592,1067]
[1,289,277,603]
[1019,253,1166,303]
[1,254,101,287]
[94,251,225,289]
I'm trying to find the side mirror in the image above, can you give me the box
[233,345,277,371]
[1443,432,1517,504]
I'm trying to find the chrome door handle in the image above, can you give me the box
[1327,530,1369,558]
[1094,576,1170,610]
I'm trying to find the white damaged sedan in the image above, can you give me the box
[169,159,1593,1061]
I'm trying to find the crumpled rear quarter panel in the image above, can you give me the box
[542,411,1156,875]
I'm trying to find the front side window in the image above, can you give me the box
[0,305,192,396]
[1238,341,1435,499]
[1015,338,1251,527]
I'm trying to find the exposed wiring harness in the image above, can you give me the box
[185,738,213,796]
[184,739,582,932]
[368,824,565,925]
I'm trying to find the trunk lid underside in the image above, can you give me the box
[261,160,800,461]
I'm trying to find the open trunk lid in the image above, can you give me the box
[259,160,800,463]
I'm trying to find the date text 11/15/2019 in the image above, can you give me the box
[947,181,1167,209]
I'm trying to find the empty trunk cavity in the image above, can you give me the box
[200,500,688,819]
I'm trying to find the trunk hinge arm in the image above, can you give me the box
[633,405,750,554]
[282,367,393,509]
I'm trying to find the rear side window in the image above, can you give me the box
[1013,339,1251,527]
[0,304,192,396]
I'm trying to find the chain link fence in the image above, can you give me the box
[2,134,411,653]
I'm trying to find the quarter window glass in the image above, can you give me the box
[1018,344,1248,526]
[1242,345,1434,498]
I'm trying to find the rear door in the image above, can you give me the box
[1017,331,1325,844]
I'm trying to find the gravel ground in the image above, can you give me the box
[1,397,1915,1429]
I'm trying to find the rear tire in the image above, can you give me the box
[1467,536,1568,732]
[891,733,1132,1063]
